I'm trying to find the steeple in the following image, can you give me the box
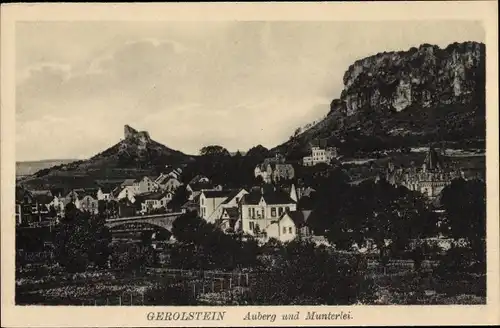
[423,145,443,171]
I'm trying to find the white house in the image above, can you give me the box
[187,183,222,200]
[80,194,99,214]
[134,176,158,194]
[113,185,137,203]
[156,175,183,192]
[135,191,173,214]
[97,186,114,201]
[63,190,83,210]
[48,196,66,216]
[239,188,297,238]
[199,189,235,223]
[266,213,298,243]
[302,146,338,166]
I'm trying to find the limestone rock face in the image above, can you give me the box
[273,41,485,157]
[335,41,485,115]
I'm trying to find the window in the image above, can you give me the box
[283,227,287,234]
[285,206,290,212]
[201,198,204,205]
[248,208,251,218]
[278,207,284,216]
[271,207,276,217]
[249,222,255,231]
[251,208,255,218]
[289,227,292,234]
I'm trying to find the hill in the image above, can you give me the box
[20,125,195,190]
[16,159,78,177]
[274,41,486,159]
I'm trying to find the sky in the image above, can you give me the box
[16,21,484,161]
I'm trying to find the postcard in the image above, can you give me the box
[1,1,499,327]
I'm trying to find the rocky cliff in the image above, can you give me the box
[335,42,484,116]
[275,41,486,158]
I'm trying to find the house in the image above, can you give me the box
[135,191,173,214]
[48,195,66,218]
[97,185,115,201]
[297,186,316,199]
[163,167,183,180]
[118,198,137,217]
[113,185,137,203]
[79,190,99,214]
[265,213,298,243]
[31,193,54,218]
[186,182,222,200]
[15,186,35,225]
[199,189,236,223]
[385,146,461,199]
[218,207,241,233]
[254,154,295,183]
[181,194,201,215]
[209,189,249,227]
[239,187,297,238]
[156,175,182,192]
[302,146,339,167]
[134,176,159,194]
[63,189,83,210]
[189,174,210,185]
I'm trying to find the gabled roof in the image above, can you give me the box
[188,182,214,192]
[219,189,247,204]
[76,188,99,199]
[135,191,170,202]
[201,189,234,199]
[283,210,313,228]
[241,189,296,206]
[121,179,137,187]
[222,207,239,219]
[98,185,115,193]
[189,174,209,184]
[32,193,54,204]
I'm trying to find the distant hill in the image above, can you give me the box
[16,159,78,177]
[273,41,486,159]
[20,125,195,190]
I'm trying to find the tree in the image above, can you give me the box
[54,209,111,272]
[326,179,432,258]
[246,145,270,160]
[170,212,258,270]
[167,186,189,211]
[248,240,374,305]
[441,178,486,263]
[199,145,231,157]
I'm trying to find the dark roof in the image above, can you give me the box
[284,210,313,227]
[32,193,54,204]
[222,207,239,219]
[121,179,137,187]
[221,189,245,204]
[135,191,170,202]
[98,185,115,193]
[79,188,99,199]
[182,196,200,208]
[188,182,213,192]
[202,190,234,199]
[241,189,295,205]
[189,174,209,184]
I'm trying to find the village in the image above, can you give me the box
[16,137,476,246]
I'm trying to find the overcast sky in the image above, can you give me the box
[16,21,484,161]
